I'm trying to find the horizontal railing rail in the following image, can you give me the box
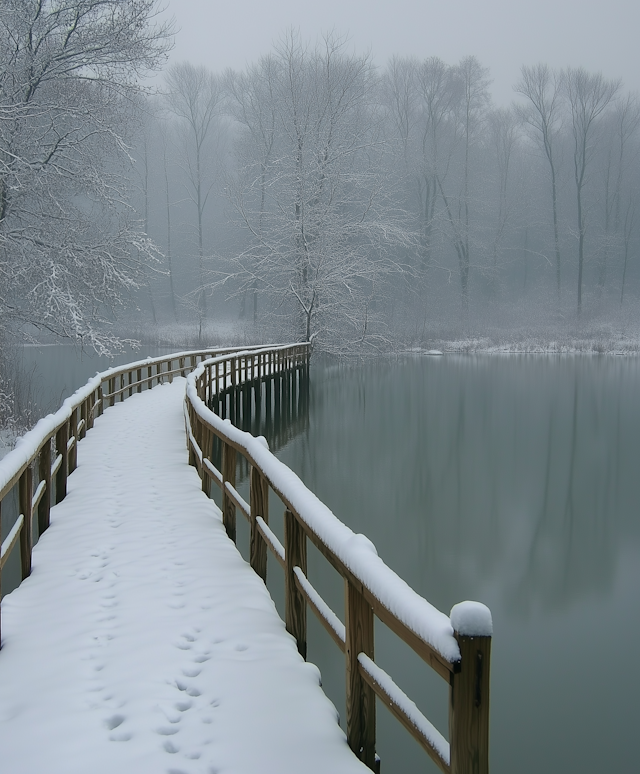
[0,343,274,644]
[184,345,492,774]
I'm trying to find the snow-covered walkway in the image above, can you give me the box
[0,379,367,774]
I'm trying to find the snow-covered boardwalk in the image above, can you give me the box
[0,379,367,774]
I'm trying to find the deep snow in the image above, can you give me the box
[0,379,367,774]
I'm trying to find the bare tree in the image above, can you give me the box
[226,56,279,325]
[158,116,179,322]
[564,67,619,315]
[222,32,412,348]
[436,56,491,313]
[597,93,640,294]
[487,106,520,295]
[0,0,172,351]
[515,64,565,296]
[165,62,222,336]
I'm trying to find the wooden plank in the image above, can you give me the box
[19,466,33,580]
[256,516,285,568]
[346,578,376,769]
[0,514,23,571]
[449,633,491,774]
[51,453,63,478]
[224,481,250,521]
[31,480,46,513]
[293,567,346,652]
[358,654,450,774]
[249,466,268,583]
[203,458,223,489]
[285,508,307,659]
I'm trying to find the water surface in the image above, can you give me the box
[271,354,640,774]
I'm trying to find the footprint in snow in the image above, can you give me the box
[110,730,132,742]
[105,714,125,730]
[156,726,180,736]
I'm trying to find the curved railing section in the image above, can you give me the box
[185,345,492,774]
[0,345,272,622]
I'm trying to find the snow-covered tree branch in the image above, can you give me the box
[0,0,172,350]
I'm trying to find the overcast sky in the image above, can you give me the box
[161,0,640,104]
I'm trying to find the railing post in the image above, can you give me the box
[108,376,115,408]
[147,364,152,390]
[187,406,197,467]
[137,368,142,394]
[19,465,33,580]
[38,439,52,534]
[80,398,87,441]
[449,604,492,774]
[69,408,78,474]
[201,425,212,496]
[221,441,237,543]
[249,466,269,583]
[345,579,376,770]
[284,509,307,659]
[55,421,69,503]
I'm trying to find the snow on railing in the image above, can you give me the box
[184,346,492,774]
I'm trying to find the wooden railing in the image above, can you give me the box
[184,344,492,774]
[0,344,272,644]
[0,342,492,773]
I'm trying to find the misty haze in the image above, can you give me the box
[1,2,639,774]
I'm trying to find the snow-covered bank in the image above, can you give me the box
[408,334,640,355]
[0,380,366,774]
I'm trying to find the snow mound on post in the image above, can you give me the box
[450,601,493,637]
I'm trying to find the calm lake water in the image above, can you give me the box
[6,347,640,773]
[266,354,640,774]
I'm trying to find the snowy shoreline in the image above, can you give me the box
[405,337,640,356]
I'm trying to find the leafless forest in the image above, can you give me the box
[2,1,640,429]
